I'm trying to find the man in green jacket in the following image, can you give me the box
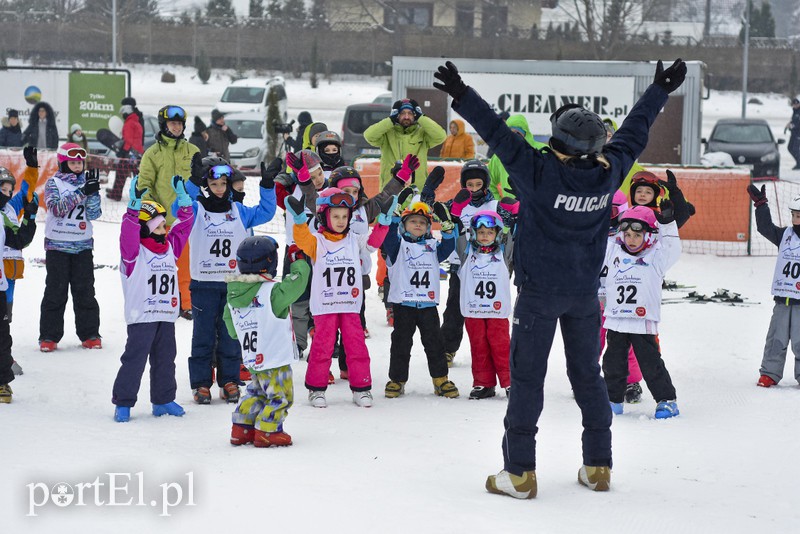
[487,115,546,200]
[364,98,446,189]
[137,105,200,319]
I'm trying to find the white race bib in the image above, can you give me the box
[44,178,93,242]
[458,247,511,318]
[388,238,441,304]
[310,233,363,315]
[771,227,800,299]
[121,245,179,324]
[189,203,249,281]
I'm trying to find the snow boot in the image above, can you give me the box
[39,340,57,352]
[384,380,405,398]
[192,387,211,405]
[485,470,537,499]
[433,376,459,398]
[757,375,776,387]
[505,387,511,398]
[230,424,255,446]
[352,390,373,408]
[624,382,643,403]
[610,401,624,415]
[114,406,130,422]
[0,383,12,403]
[327,371,335,385]
[152,402,185,417]
[179,309,193,320]
[82,337,102,349]
[11,360,22,376]
[445,352,456,368]
[386,308,394,327]
[254,430,292,448]
[220,382,240,403]
[240,365,252,382]
[308,390,327,408]
[578,466,611,491]
[654,400,679,419]
[469,386,496,400]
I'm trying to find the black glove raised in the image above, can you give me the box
[259,161,277,189]
[656,199,676,224]
[653,59,687,94]
[433,61,468,101]
[408,99,424,120]
[190,152,204,186]
[747,184,767,207]
[81,168,100,196]
[659,169,679,193]
[389,101,402,124]
[420,166,445,205]
[23,146,38,168]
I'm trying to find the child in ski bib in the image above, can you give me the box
[39,143,102,352]
[0,179,39,403]
[457,210,513,400]
[111,177,194,422]
[286,187,394,408]
[0,147,39,327]
[225,236,310,448]
[382,200,459,399]
[601,205,681,419]
[599,190,644,404]
[183,156,277,405]
[306,160,413,379]
[747,186,800,387]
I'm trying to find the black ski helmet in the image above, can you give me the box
[329,166,362,190]
[236,236,279,276]
[157,105,187,138]
[460,159,489,190]
[549,104,606,156]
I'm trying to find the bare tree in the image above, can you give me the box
[559,0,658,59]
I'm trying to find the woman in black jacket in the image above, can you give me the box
[22,102,59,149]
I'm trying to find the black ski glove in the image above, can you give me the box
[653,59,687,94]
[433,61,468,102]
[24,193,39,219]
[747,184,767,207]
[81,168,100,196]
[189,152,204,187]
[23,146,38,168]
[259,158,283,189]
[656,199,676,225]
[420,166,445,205]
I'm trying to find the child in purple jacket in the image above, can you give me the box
[111,176,194,422]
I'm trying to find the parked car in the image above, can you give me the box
[341,103,391,162]
[224,111,268,170]
[702,118,784,180]
[215,77,288,124]
[372,92,393,105]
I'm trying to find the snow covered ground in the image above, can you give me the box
[3,62,800,532]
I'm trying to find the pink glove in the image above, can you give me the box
[286,152,310,183]
[395,154,420,183]
[498,197,519,215]
[450,188,471,217]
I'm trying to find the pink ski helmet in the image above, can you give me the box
[56,142,87,163]
[315,187,355,233]
[617,205,658,253]
[611,190,629,220]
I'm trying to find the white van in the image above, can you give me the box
[215,77,288,123]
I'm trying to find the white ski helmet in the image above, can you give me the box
[790,196,800,212]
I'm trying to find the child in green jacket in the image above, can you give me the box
[223,236,310,448]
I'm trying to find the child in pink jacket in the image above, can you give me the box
[111,176,194,422]
[285,187,395,409]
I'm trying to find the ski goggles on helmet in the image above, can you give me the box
[631,172,660,185]
[208,164,233,180]
[403,202,432,217]
[618,220,653,233]
[472,213,501,229]
[317,192,356,209]
[160,106,186,121]
[57,146,87,160]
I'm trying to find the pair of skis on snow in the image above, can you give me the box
[661,283,759,306]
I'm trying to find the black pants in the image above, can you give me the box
[0,295,13,385]
[440,269,464,354]
[789,134,800,167]
[389,304,448,382]
[39,250,101,343]
[603,330,676,403]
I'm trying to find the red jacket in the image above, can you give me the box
[122,113,144,154]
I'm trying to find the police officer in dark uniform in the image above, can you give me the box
[433,58,687,498]
[786,97,800,170]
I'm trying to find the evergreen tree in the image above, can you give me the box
[740,1,776,42]
[266,0,282,21]
[249,0,264,19]
[310,37,318,89]
[282,0,306,24]
[266,86,281,160]
[307,0,328,29]
[206,0,235,19]
[545,21,555,40]
[529,23,539,40]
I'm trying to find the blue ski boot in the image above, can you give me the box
[654,400,679,419]
[609,401,623,415]
[152,402,185,417]
[114,406,130,422]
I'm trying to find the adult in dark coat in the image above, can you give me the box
[205,109,237,161]
[286,111,313,153]
[188,116,209,157]
[786,97,800,169]
[433,58,687,497]
[0,109,23,147]
[22,102,59,149]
